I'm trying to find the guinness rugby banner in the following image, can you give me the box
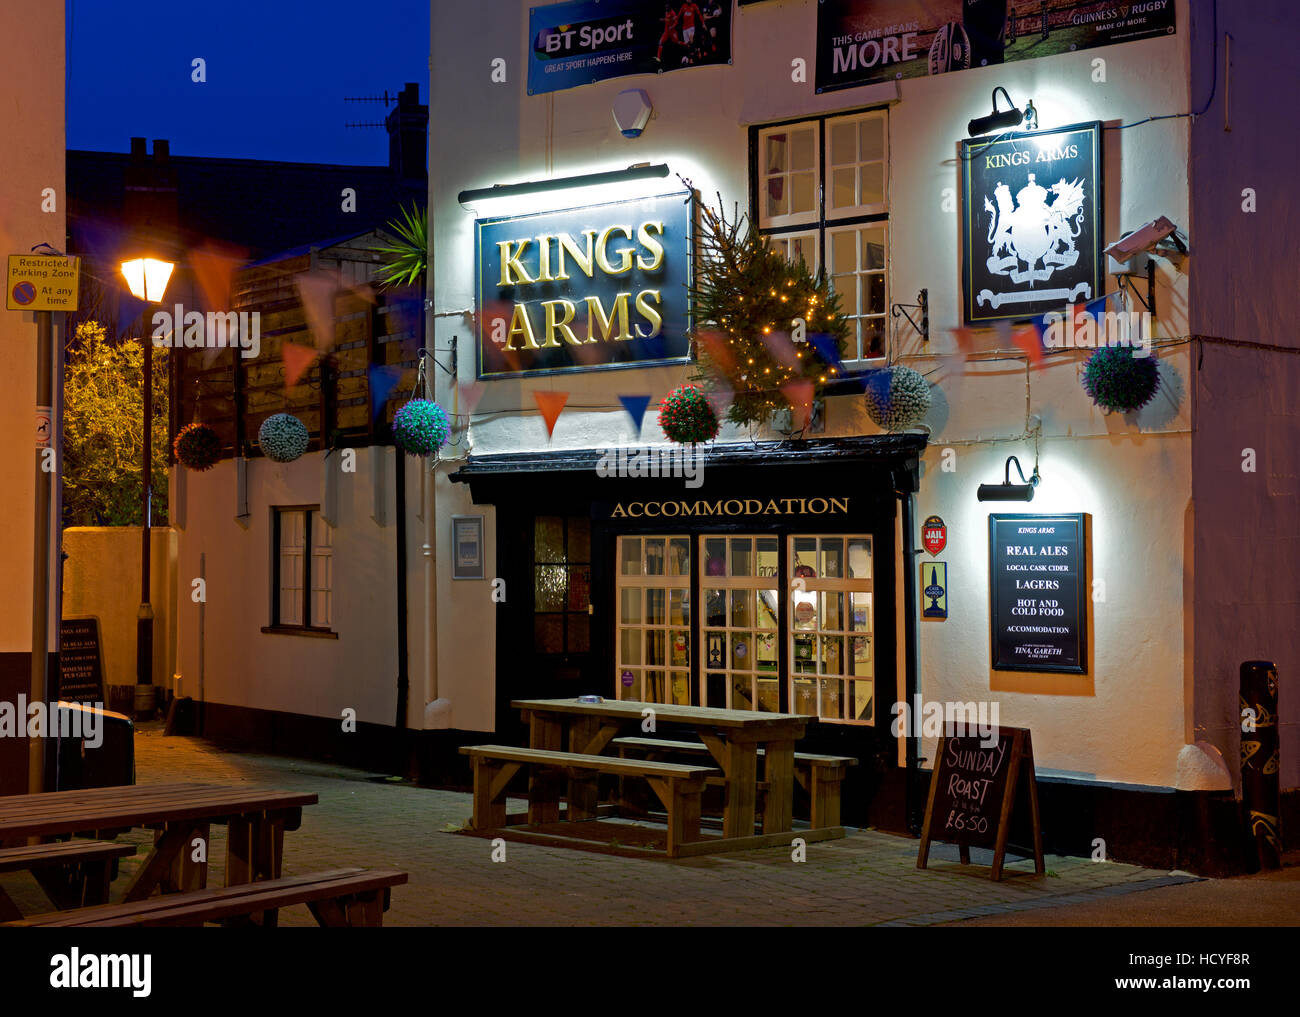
[816,0,1176,94]
[961,122,1102,324]
[528,0,733,95]
[476,192,692,379]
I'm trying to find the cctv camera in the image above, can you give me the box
[1104,217,1181,262]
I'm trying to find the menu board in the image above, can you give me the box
[917,725,1044,881]
[989,513,1086,673]
[58,617,105,704]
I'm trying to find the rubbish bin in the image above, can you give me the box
[53,701,135,790]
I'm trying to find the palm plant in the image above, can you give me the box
[375,204,428,289]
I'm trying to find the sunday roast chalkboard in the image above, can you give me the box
[58,617,106,704]
[989,513,1087,673]
[917,725,1043,881]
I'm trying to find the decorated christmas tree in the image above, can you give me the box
[688,198,850,429]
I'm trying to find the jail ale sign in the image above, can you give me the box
[476,191,691,379]
[989,513,1086,673]
[960,122,1103,325]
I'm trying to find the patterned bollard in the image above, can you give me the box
[1239,660,1281,870]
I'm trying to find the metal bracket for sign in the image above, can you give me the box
[1118,261,1157,317]
[891,289,929,344]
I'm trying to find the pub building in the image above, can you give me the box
[170,0,1297,874]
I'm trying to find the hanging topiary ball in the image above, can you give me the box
[1081,346,1160,413]
[863,366,932,431]
[659,383,720,444]
[173,422,222,471]
[258,413,310,463]
[392,398,451,456]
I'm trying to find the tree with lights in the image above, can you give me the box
[688,197,850,429]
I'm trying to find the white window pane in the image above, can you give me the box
[860,118,884,161]
[830,230,855,272]
[794,236,815,268]
[862,229,886,270]
[791,128,814,171]
[765,176,788,217]
[832,277,856,315]
[831,167,855,210]
[830,120,856,165]
[765,133,787,174]
[862,163,885,206]
[791,171,815,214]
[865,274,886,316]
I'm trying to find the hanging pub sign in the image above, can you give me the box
[528,0,733,96]
[815,1,1176,94]
[476,192,692,379]
[961,122,1103,325]
[989,513,1087,673]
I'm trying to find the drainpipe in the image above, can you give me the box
[395,450,409,729]
[423,459,450,726]
[900,486,922,835]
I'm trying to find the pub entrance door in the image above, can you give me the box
[494,512,595,741]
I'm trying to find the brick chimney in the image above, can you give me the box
[386,82,428,183]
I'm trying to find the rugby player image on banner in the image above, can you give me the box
[816,0,1176,94]
[529,0,733,95]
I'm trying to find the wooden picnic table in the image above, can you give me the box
[0,783,318,907]
[512,698,809,840]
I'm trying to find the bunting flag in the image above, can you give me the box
[282,342,317,388]
[694,329,736,374]
[618,394,652,435]
[456,380,485,415]
[190,244,244,311]
[533,390,569,439]
[368,365,404,418]
[950,325,978,356]
[295,271,338,349]
[779,378,815,431]
[761,328,799,369]
[1011,324,1045,365]
[807,331,843,372]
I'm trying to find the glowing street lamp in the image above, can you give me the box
[120,256,175,714]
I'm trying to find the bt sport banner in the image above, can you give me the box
[816,0,1176,93]
[528,0,733,95]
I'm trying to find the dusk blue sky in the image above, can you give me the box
[66,0,429,165]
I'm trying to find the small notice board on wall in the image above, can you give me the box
[917,725,1043,881]
[58,617,106,705]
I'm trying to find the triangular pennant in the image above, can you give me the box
[457,381,485,415]
[1085,292,1110,319]
[190,244,245,311]
[533,390,569,439]
[761,329,799,369]
[618,394,652,435]
[295,271,338,349]
[368,365,404,418]
[807,331,843,371]
[282,341,317,388]
[779,378,815,432]
[1011,324,1045,366]
[694,329,735,373]
[950,325,978,356]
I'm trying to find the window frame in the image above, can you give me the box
[751,105,891,371]
[614,535,693,706]
[265,505,338,638]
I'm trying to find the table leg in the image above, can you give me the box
[528,712,563,825]
[722,740,759,839]
[568,717,600,822]
[763,738,796,834]
[122,822,198,902]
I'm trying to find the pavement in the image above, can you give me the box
[6,724,1296,926]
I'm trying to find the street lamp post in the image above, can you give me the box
[120,257,174,716]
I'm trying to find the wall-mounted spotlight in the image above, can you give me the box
[967,87,1025,137]
[977,455,1040,502]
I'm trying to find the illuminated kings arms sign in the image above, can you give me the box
[476,192,692,378]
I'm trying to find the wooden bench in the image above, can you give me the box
[0,840,137,920]
[612,737,857,829]
[4,868,409,927]
[460,744,719,857]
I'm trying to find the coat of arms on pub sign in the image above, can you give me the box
[960,121,1103,325]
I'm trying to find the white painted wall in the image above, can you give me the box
[428,0,1198,786]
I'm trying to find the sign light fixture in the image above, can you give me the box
[977,455,1040,502]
